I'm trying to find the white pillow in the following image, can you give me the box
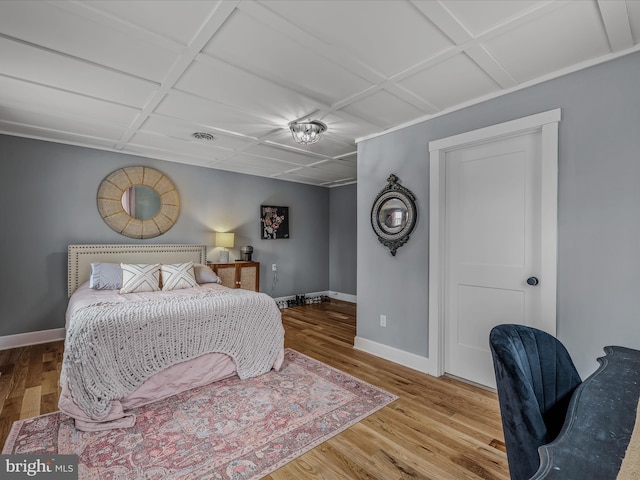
[120,263,161,294]
[193,263,222,284]
[161,262,198,291]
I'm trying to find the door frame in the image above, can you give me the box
[427,109,561,377]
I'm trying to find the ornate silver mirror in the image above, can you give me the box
[371,174,417,256]
[97,166,180,239]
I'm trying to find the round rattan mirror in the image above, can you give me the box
[97,166,180,239]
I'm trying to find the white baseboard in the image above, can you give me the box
[273,290,356,304]
[327,291,356,303]
[0,328,65,351]
[354,336,435,375]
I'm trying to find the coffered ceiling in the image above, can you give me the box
[0,1,638,186]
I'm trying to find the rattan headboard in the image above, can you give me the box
[68,244,207,297]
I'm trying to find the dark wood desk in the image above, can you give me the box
[531,346,640,479]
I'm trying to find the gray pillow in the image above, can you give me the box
[89,262,122,290]
[194,264,221,284]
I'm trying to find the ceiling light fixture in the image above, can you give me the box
[288,120,327,145]
[191,132,215,141]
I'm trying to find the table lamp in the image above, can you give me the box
[216,232,235,263]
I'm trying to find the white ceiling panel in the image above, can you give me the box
[0,37,157,108]
[202,8,372,104]
[176,57,319,122]
[245,144,326,167]
[399,53,500,110]
[266,130,355,159]
[0,105,126,142]
[122,144,217,168]
[0,119,119,149]
[0,1,179,82]
[265,0,454,77]
[156,91,278,138]
[230,153,297,170]
[441,0,544,36]
[628,0,640,44]
[483,2,612,83]
[339,153,358,164]
[341,90,426,130]
[129,131,234,160]
[319,112,381,143]
[308,160,358,180]
[213,152,300,174]
[86,0,218,45]
[0,0,637,187]
[0,76,140,127]
[141,116,252,151]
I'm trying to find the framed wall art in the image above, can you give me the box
[260,205,289,239]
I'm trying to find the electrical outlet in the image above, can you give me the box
[272,264,277,272]
[380,315,387,327]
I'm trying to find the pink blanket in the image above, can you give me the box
[60,283,284,431]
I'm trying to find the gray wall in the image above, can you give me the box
[329,183,357,295]
[0,135,330,336]
[357,50,640,379]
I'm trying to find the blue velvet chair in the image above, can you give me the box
[489,324,582,480]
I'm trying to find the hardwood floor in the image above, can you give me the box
[0,300,508,479]
[0,339,64,446]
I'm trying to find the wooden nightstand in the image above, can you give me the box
[208,262,260,292]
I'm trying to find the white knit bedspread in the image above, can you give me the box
[62,288,284,421]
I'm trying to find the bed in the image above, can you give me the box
[59,244,285,431]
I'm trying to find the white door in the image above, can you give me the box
[444,131,545,388]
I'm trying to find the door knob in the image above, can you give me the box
[527,277,539,286]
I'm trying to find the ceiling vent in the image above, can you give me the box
[191,132,215,141]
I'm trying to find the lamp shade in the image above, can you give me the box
[215,232,235,248]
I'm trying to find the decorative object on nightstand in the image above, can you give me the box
[239,245,253,262]
[215,232,235,263]
[210,262,260,292]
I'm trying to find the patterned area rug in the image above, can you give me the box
[3,349,397,479]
